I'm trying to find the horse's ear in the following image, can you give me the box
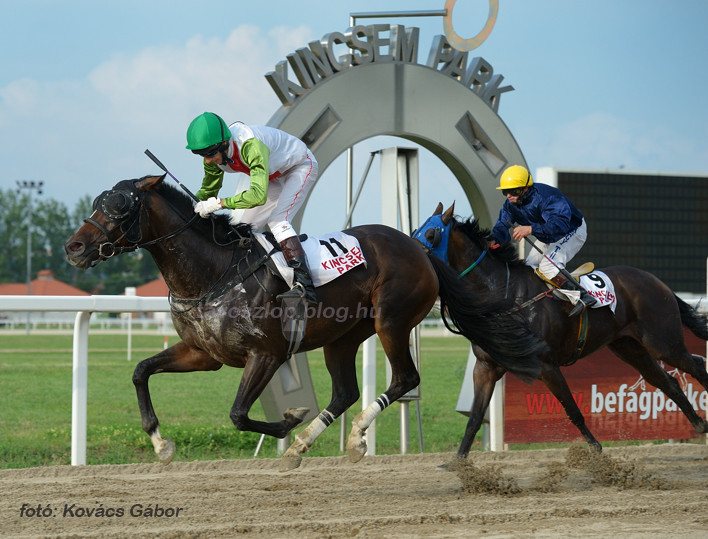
[134,174,165,191]
[441,202,455,225]
[433,202,443,215]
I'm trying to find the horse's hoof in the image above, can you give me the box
[279,454,303,472]
[347,446,366,463]
[346,423,367,462]
[156,437,175,465]
[347,439,367,463]
[284,407,309,424]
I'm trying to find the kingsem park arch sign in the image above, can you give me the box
[264,23,525,228]
[258,18,708,449]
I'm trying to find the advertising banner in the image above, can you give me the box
[504,330,708,444]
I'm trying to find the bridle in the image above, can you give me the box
[83,183,200,265]
[82,180,268,310]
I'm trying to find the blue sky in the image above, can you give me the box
[1,0,706,235]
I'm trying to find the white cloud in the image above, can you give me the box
[0,24,315,204]
[542,112,708,172]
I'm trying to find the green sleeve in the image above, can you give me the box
[221,138,270,210]
[195,160,224,201]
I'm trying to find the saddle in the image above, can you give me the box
[535,262,595,302]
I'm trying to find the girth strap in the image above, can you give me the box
[568,309,589,365]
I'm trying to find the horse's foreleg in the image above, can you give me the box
[229,354,307,438]
[541,364,602,452]
[132,342,222,464]
[281,340,362,472]
[457,356,505,459]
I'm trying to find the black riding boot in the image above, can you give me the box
[276,236,317,304]
[549,274,597,317]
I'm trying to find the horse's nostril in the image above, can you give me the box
[68,241,83,253]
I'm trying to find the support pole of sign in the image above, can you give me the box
[489,377,505,451]
[363,335,377,455]
[340,412,347,453]
[400,402,410,454]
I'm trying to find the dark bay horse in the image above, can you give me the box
[414,202,708,458]
[64,175,546,471]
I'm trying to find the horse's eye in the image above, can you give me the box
[425,228,441,248]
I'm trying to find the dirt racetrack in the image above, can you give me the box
[1,443,707,538]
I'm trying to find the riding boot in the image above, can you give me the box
[549,273,597,317]
[275,236,317,304]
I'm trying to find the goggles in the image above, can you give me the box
[501,187,525,197]
[192,143,222,158]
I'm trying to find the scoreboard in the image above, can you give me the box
[536,167,708,294]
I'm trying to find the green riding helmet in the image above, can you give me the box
[185,112,231,151]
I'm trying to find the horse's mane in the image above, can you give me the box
[453,217,526,268]
[137,176,253,244]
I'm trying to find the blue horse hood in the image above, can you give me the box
[412,214,451,263]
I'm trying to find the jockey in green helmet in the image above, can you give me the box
[186,112,319,304]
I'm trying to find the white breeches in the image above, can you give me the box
[237,150,318,241]
[525,219,588,280]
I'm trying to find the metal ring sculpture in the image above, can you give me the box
[443,0,498,51]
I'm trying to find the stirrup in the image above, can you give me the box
[277,283,316,304]
[567,301,587,318]
[568,294,597,318]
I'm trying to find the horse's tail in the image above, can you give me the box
[676,294,708,341]
[427,254,546,383]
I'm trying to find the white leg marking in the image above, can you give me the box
[149,427,175,465]
[347,395,389,463]
[279,410,335,472]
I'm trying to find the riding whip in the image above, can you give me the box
[506,220,578,284]
[144,149,199,202]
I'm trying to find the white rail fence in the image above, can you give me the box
[0,295,170,465]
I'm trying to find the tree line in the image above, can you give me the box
[0,188,159,295]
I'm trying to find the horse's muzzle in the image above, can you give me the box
[64,239,98,270]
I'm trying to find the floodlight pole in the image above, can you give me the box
[16,180,44,334]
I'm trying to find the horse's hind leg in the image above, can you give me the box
[541,364,603,452]
[660,350,708,392]
[609,339,708,433]
[347,327,421,463]
[132,341,223,464]
[280,337,363,472]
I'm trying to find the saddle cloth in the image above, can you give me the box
[254,231,366,287]
[578,271,618,312]
[551,269,617,313]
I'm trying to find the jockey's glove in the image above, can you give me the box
[194,197,222,218]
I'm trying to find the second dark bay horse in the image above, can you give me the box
[414,202,708,458]
[64,175,546,471]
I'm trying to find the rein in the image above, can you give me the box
[84,182,272,306]
[169,244,277,313]
[457,247,488,278]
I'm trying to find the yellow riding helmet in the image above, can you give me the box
[496,165,533,190]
